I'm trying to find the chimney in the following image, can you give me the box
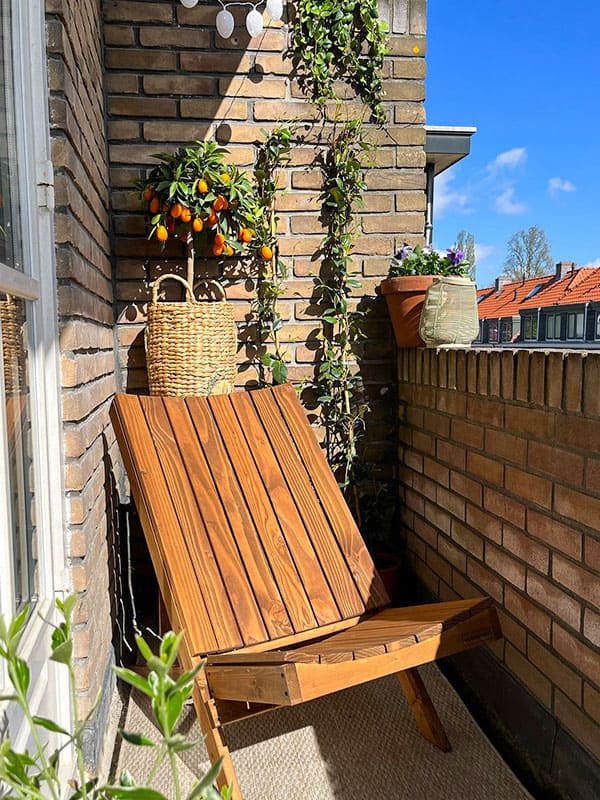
[556,261,577,279]
[495,276,511,292]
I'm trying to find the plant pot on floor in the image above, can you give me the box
[374,552,403,605]
[381,275,434,348]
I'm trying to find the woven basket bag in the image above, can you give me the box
[145,274,237,397]
[0,294,26,394]
[419,276,479,347]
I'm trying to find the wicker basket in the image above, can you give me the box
[145,275,237,397]
[0,294,25,394]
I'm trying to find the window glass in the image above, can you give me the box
[487,320,498,343]
[546,314,561,340]
[0,2,23,271]
[524,316,538,340]
[596,313,600,339]
[1,293,37,610]
[567,312,584,340]
[500,319,513,342]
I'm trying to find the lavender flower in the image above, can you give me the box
[397,243,413,260]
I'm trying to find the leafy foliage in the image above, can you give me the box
[0,597,229,800]
[502,225,553,281]
[388,243,471,278]
[249,127,294,386]
[454,230,477,281]
[137,141,260,285]
[311,120,371,491]
[290,0,389,124]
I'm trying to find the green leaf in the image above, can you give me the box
[104,787,168,800]
[120,730,155,747]
[134,635,153,663]
[32,716,69,736]
[112,667,153,698]
[50,640,72,665]
[187,758,223,799]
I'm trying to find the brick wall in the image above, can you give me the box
[104,0,428,481]
[46,0,118,743]
[397,347,600,772]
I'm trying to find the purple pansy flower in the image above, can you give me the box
[446,247,464,267]
[398,243,413,260]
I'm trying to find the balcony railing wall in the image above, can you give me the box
[397,347,599,796]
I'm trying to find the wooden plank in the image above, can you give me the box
[207,650,320,666]
[250,388,366,619]
[228,390,341,627]
[205,608,501,706]
[139,396,243,651]
[291,608,501,704]
[396,668,451,752]
[272,384,389,610]
[110,396,219,653]
[253,388,365,615]
[166,396,288,645]
[206,663,303,706]
[203,394,318,635]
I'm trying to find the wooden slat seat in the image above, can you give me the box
[110,386,502,800]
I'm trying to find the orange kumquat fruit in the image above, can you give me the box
[149,197,160,214]
[156,225,168,242]
[192,217,204,232]
[260,245,273,261]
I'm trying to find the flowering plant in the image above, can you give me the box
[387,243,470,278]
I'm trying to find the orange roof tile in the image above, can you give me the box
[519,267,600,310]
[477,267,600,319]
[477,275,555,319]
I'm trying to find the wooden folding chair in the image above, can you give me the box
[110,385,501,799]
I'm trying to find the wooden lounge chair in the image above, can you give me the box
[110,385,501,799]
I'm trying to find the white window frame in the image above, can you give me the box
[596,313,600,340]
[0,0,71,758]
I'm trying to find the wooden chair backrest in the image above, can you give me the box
[110,385,389,656]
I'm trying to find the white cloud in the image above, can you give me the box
[487,147,527,173]
[548,177,576,195]
[474,243,496,263]
[434,171,471,218]
[495,186,527,215]
[582,258,600,268]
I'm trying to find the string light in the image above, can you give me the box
[179,0,284,39]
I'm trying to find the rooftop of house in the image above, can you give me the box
[477,262,600,318]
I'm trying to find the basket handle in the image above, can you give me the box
[193,279,227,301]
[151,274,195,304]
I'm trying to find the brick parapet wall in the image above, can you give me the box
[397,347,600,764]
[46,0,118,728]
[103,0,427,476]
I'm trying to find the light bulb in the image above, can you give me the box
[180,0,199,8]
[266,0,283,20]
[216,7,235,38]
[245,8,264,37]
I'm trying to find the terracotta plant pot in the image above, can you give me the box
[374,552,403,605]
[381,275,435,348]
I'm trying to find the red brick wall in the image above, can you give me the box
[397,348,600,763]
[104,0,428,478]
[46,0,118,725]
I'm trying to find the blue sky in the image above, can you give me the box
[426,0,600,288]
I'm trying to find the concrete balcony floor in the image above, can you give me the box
[109,663,531,800]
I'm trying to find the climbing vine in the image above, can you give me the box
[249,126,294,386]
[290,0,388,124]
[312,119,372,494]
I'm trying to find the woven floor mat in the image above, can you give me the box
[111,663,532,800]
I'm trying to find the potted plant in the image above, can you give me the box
[137,141,275,396]
[381,243,475,348]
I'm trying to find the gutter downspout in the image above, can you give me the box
[425,162,435,245]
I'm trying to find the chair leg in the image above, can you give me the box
[192,678,243,800]
[396,667,451,752]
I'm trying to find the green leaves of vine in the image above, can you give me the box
[290,0,389,124]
